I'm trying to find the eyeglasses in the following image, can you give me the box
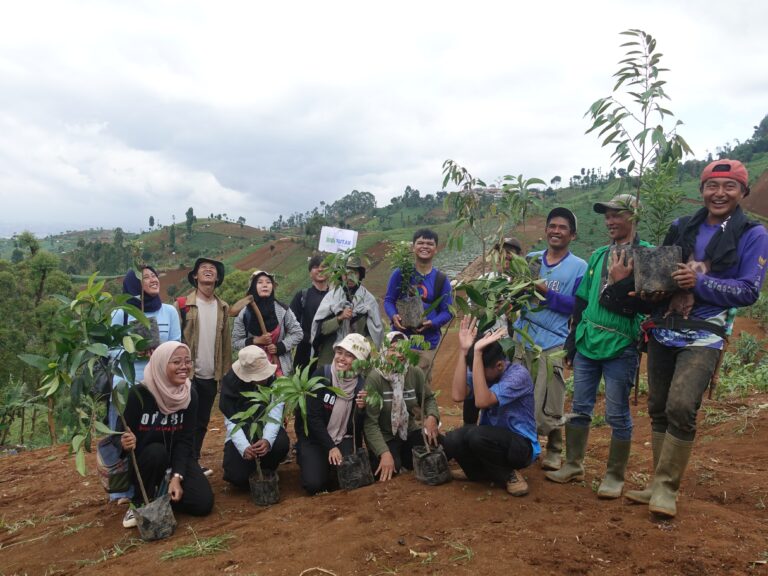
[169,358,194,368]
[703,181,740,193]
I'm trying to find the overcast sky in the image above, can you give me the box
[1,0,766,237]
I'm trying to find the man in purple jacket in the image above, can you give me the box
[384,228,453,383]
[624,159,768,517]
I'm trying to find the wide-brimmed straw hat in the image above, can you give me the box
[232,346,277,382]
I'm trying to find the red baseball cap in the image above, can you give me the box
[700,159,750,196]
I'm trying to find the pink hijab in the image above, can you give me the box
[143,341,192,415]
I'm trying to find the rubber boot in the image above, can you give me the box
[544,424,589,483]
[541,428,563,471]
[625,431,665,504]
[596,437,632,499]
[648,433,694,518]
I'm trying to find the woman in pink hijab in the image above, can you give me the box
[117,341,214,528]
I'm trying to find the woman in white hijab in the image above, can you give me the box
[117,341,214,528]
[294,333,371,495]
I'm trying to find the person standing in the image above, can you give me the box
[546,195,650,499]
[384,228,453,384]
[289,255,330,372]
[624,160,768,517]
[513,208,586,470]
[443,317,540,496]
[310,255,383,364]
[176,257,232,477]
[231,270,303,376]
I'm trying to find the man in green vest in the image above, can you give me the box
[546,194,650,499]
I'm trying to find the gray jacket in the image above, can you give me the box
[232,303,303,376]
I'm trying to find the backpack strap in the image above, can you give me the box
[430,270,448,304]
[176,296,189,337]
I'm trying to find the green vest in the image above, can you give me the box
[574,241,651,360]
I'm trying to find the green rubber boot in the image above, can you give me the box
[648,433,694,518]
[596,438,632,499]
[541,428,563,471]
[544,424,589,484]
[625,431,665,504]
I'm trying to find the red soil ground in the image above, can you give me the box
[5,216,768,575]
[2,322,767,575]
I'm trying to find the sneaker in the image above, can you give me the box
[450,469,468,481]
[201,466,214,478]
[116,497,131,505]
[122,509,137,529]
[506,470,529,497]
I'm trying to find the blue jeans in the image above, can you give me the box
[570,347,638,441]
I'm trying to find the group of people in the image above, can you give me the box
[109,158,767,530]
[109,228,453,527]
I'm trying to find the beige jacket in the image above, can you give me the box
[175,291,232,382]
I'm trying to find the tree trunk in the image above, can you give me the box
[47,397,57,445]
[19,407,25,444]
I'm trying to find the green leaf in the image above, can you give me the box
[75,447,86,476]
[86,343,109,357]
[18,354,53,371]
[122,335,135,354]
[72,434,86,453]
[94,421,118,435]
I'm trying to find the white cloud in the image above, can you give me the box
[0,0,766,236]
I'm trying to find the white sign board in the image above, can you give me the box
[318,226,358,253]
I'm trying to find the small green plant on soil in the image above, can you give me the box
[160,527,235,561]
[733,331,762,365]
[78,537,145,566]
[62,520,101,536]
[447,541,474,563]
[739,292,768,331]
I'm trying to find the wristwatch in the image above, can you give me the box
[172,472,184,482]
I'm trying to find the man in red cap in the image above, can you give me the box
[624,159,768,517]
[176,258,232,476]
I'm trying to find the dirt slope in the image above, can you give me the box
[2,328,768,576]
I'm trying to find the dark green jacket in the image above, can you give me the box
[363,366,439,456]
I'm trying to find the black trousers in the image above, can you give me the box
[441,424,532,484]
[463,398,480,425]
[368,428,426,476]
[293,341,313,374]
[192,377,218,461]
[132,442,214,516]
[222,428,290,489]
[296,437,355,495]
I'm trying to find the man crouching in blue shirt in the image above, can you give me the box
[442,316,540,496]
